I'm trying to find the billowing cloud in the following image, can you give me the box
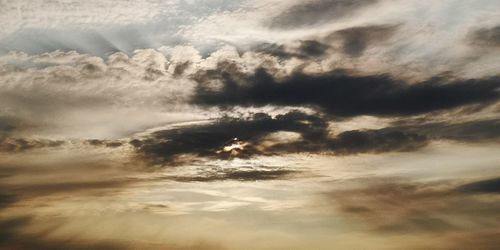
[0,49,203,138]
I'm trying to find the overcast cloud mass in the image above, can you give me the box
[1,0,500,249]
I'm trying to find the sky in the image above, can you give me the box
[0,0,500,249]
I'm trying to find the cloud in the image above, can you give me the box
[0,0,175,38]
[469,25,500,47]
[445,231,500,250]
[0,116,16,136]
[0,0,247,56]
[0,215,224,250]
[192,66,500,117]
[389,118,500,143]
[456,177,500,194]
[1,179,136,198]
[327,24,399,57]
[131,110,435,165]
[298,40,330,57]
[254,40,330,59]
[172,61,192,77]
[328,130,427,154]
[326,177,500,234]
[0,49,201,139]
[0,154,140,201]
[131,111,328,164]
[85,139,124,148]
[168,168,299,182]
[0,137,65,152]
[0,216,125,250]
[268,0,377,29]
[0,162,137,199]
[0,193,16,209]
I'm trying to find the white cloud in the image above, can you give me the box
[0,49,203,139]
[0,0,176,38]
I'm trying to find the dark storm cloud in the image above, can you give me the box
[254,40,330,59]
[272,129,429,155]
[192,66,500,117]
[131,111,328,164]
[327,24,399,57]
[268,0,377,29]
[132,110,434,164]
[469,25,500,47]
[327,177,500,234]
[0,137,65,152]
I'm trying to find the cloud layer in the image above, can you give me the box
[1,1,500,249]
